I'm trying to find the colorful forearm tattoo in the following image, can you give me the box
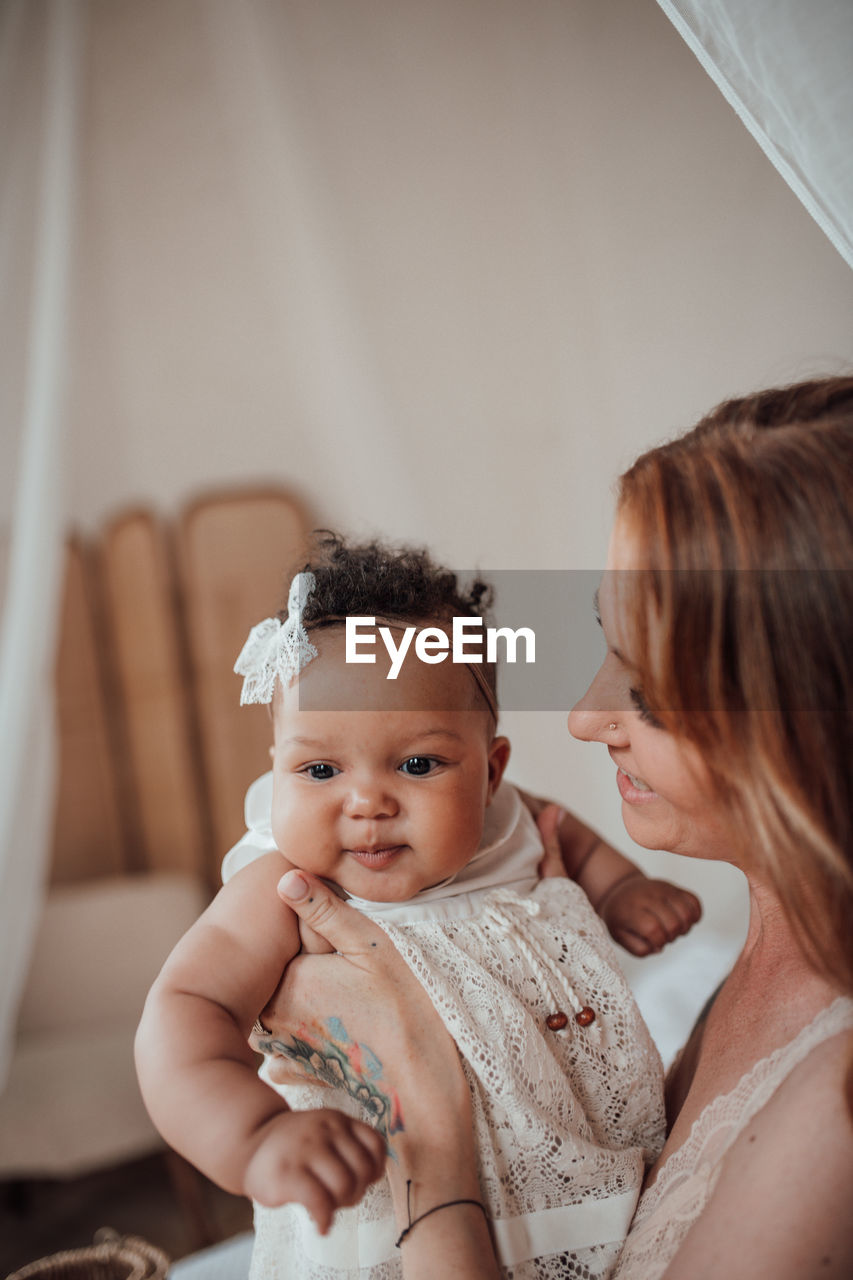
[253,1016,404,1144]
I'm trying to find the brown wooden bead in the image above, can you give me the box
[575,1006,596,1027]
[545,1011,568,1031]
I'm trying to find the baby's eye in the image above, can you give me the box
[302,763,340,780]
[399,756,439,777]
[629,686,664,729]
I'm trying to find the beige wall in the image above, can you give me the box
[69,0,852,546]
[64,0,853,1044]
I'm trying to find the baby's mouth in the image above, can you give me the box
[346,846,405,869]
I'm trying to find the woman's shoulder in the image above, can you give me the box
[673,1022,853,1277]
[647,995,853,1194]
[728,994,853,1102]
[739,1012,853,1148]
[631,1010,853,1279]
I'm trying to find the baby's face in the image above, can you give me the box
[270,629,509,902]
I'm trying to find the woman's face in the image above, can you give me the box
[568,513,733,862]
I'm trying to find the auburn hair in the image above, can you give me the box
[617,377,853,991]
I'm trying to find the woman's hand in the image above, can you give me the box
[258,872,483,1222]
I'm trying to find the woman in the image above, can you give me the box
[264,377,853,1278]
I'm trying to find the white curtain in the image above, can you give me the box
[656,0,853,270]
[0,0,81,1086]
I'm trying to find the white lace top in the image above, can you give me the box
[224,780,666,1280]
[612,995,853,1279]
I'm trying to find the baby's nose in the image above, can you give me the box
[343,780,399,819]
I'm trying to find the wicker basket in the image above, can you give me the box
[7,1229,170,1280]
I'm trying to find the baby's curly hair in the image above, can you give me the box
[277,531,498,713]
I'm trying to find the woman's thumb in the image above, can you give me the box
[277,870,370,952]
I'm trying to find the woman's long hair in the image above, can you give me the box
[617,377,853,991]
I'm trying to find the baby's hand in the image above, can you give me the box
[598,873,701,956]
[535,804,569,879]
[243,1108,386,1233]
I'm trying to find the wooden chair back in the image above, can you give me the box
[50,489,310,890]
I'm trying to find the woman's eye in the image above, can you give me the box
[303,763,339,780]
[629,686,664,729]
[400,756,438,777]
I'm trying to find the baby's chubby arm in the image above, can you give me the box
[134,852,385,1230]
[520,790,701,955]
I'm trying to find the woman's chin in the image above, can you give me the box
[620,803,674,854]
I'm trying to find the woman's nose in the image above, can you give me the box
[568,704,630,744]
[343,779,399,820]
[567,702,605,742]
[568,660,628,744]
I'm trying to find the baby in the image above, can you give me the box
[136,535,700,1280]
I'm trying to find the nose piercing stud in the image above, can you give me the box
[608,722,618,731]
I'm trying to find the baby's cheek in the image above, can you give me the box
[438,812,484,874]
[269,794,293,853]
[273,798,330,869]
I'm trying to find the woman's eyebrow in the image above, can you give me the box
[592,587,628,663]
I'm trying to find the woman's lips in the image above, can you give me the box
[616,766,657,804]
[346,846,405,869]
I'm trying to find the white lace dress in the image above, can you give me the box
[612,995,853,1278]
[224,780,665,1280]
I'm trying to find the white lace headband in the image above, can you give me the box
[234,571,499,721]
[233,571,318,705]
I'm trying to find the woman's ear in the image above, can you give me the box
[486,735,511,803]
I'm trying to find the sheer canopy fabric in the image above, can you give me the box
[656,0,853,270]
[0,0,79,1085]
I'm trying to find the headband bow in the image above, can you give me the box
[234,571,318,705]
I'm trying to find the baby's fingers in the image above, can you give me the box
[331,1118,387,1192]
[612,882,702,953]
[536,805,567,878]
[628,907,671,953]
[647,897,688,944]
[262,1168,338,1235]
[247,1111,385,1232]
[305,1121,386,1228]
[668,885,702,930]
[611,925,654,957]
[642,886,701,942]
[605,894,675,953]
